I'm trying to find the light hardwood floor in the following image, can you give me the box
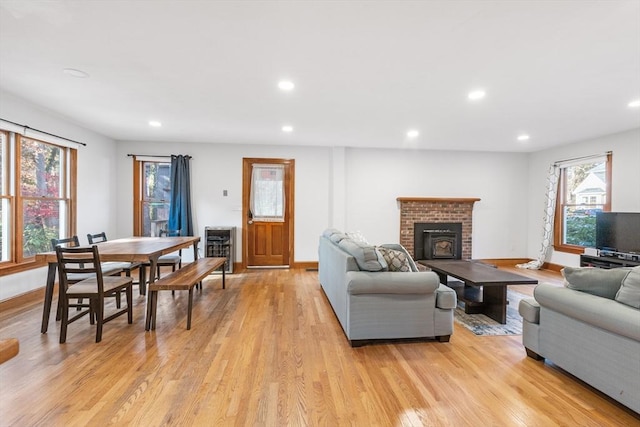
[0,266,638,426]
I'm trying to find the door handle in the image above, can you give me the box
[248,220,253,224]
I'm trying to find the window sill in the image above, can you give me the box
[552,244,585,255]
[0,260,47,277]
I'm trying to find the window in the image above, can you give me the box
[0,131,9,262]
[249,164,285,221]
[554,153,611,253]
[0,131,76,272]
[133,158,171,236]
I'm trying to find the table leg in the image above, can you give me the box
[145,290,155,331]
[481,285,508,324]
[147,256,159,284]
[41,263,57,334]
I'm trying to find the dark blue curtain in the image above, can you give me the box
[168,155,193,236]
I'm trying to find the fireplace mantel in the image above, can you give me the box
[397,197,480,204]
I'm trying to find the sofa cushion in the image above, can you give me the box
[615,266,640,309]
[338,238,388,272]
[329,232,348,244]
[561,266,629,299]
[322,228,341,238]
[377,247,411,272]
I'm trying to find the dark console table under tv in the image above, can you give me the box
[579,254,640,269]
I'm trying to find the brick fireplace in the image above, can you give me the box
[397,197,480,260]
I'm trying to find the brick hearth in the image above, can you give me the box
[397,197,480,260]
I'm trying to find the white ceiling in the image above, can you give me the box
[1,1,639,152]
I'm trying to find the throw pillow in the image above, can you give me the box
[378,243,419,272]
[615,266,640,309]
[345,231,369,245]
[377,247,412,272]
[562,266,630,299]
[338,238,388,272]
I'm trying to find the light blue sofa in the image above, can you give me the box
[519,266,640,413]
[318,229,457,346]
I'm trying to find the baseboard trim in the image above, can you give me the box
[0,286,49,312]
[476,258,533,267]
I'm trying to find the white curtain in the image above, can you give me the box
[249,164,285,222]
[517,164,560,270]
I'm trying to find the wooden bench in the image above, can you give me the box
[145,257,226,331]
[0,338,19,364]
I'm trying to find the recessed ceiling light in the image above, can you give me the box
[628,99,640,108]
[149,120,162,127]
[63,68,89,78]
[468,89,486,101]
[282,125,293,133]
[517,134,530,141]
[406,129,419,139]
[278,80,295,91]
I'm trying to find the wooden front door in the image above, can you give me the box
[242,158,294,267]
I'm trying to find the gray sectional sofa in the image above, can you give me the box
[318,228,457,346]
[519,266,640,413]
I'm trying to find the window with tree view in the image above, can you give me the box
[0,129,76,270]
[555,154,611,251]
[20,137,70,257]
[139,161,171,236]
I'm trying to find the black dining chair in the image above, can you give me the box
[87,232,144,296]
[51,236,125,318]
[55,245,133,343]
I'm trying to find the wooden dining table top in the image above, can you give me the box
[35,236,200,263]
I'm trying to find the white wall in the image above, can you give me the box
[526,128,640,267]
[341,148,530,258]
[114,140,332,263]
[115,142,530,261]
[0,91,119,300]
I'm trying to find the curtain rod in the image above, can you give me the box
[0,118,87,146]
[554,151,611,166]
[127,154,192,158]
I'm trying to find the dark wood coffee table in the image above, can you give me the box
[419,260,538,324]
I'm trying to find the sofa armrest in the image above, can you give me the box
[435,284,457,309]
[346,271,439,295]
[519,298,540,324]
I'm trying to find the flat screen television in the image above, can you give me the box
[595,212,640,254]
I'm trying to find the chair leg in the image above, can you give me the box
[95,297,104,343]
[126,285,133,324]
[59,296,70,344]
[187,288,194,330]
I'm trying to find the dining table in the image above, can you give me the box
[36,236,200,334]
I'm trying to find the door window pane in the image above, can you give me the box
[250,164,284,221]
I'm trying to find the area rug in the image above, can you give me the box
[454,289,528,336]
